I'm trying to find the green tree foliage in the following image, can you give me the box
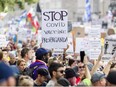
[0,0,39,12]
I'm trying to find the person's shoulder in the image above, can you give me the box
[46,80,55,86]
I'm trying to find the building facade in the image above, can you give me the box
[39,0,113,22]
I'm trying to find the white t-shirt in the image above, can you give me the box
[46,80,56,87]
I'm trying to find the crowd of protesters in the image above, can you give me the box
[0,37,116,87]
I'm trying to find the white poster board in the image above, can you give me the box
[42,9,68,49]
[75,38,85,53]
[0,35,8,47]
[87,27,101,59]
[88,49,101,60]
[52,48,64,55]
[66,38,74,54]
[89,38,101,49]
[104,39,116,55]
[88,28,101,38]
[91,20,102,28]
[102,34,116,62]
[17,28,28,42]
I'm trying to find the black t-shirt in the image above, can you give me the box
[9,61,17,65]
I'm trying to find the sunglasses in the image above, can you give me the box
[78,66,85,68]
[57,70,65,74]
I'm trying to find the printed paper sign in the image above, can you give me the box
[0,35,8,47]
[52,48,64,55]
[75,38,85,53]
[88,28,101,38]
[104,39,116,55]
[102,37,116,61]
[91,20,102,28]
[17,28,28,42]
[88,49,101,60]
[42,9,68,49]
[89,38,101,49]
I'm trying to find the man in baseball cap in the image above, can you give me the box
[91,71,106,86]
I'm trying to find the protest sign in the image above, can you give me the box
[104,39,116,55]
[89,38,101,49]
[17,28,28,42]
[88,49,101,60]
[52,48,64,55]
[103,35,116,61]
[42,9,68,49]
[88,28,101,38]
[75,38,85,53]
[72,27,85,38]
[87,27,101,59]
[91,20,102,28]
[66,38,74,54]
[0,35,8,47]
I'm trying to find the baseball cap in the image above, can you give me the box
[87,62,93,71]
[37,68,51,79]
[65,68,77,79]
[91,71,106,83]
[106,70,116,85]
[0,62,14,83]
[36,48,49,57]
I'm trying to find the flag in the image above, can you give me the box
[27,7,40,34]
[36,2,41,13]
[84,0,91,22]
[15,10,27,23]
[20,10,27,19]
[27,7,35,22]
[32,16,40,34]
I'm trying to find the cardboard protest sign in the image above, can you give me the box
[42,9,68,49]
[72,27,85,38]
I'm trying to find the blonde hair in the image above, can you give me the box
[17,59,26,66]
[18,75,34,86]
